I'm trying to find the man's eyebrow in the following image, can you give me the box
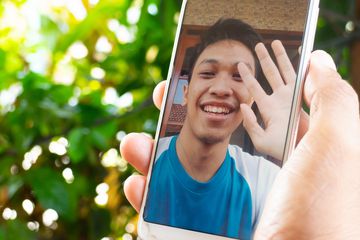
[199,59,254,72]
[199,59,219,65]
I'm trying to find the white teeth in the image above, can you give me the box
[203,105,230,114]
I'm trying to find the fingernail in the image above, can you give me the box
[255,42,265,51]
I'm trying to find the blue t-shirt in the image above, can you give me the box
[144,135,253,239]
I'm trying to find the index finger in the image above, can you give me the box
[120,133,153,175]
[238,62,268,106]
[153,81,166,110]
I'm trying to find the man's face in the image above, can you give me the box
[183,40,255,144]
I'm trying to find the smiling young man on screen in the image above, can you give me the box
[140,18,296,239]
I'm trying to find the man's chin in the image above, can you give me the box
[198,134,228,145]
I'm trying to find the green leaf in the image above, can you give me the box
[67,128,90,163]
[90,121,117,150]
[0,134,10,154]
[0,48,6,70]
[25,168,77,221]
[40,15,62,50]
[22,72,51,92]
[7,176,23,199]
[0,227,4,240]
[0,220,36,240]
[54,2,126,53]
[49,85,74,105]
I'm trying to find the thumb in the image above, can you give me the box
[304,50,359,132]
[254,51,360,240]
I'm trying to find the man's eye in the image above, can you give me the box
[233,73,243,82]
[199,72,215,79]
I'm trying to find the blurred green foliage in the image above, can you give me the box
[0,0,181,239]
[316,0,357,79]
[0,0,357,239]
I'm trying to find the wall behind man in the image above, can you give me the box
[183,0,308,31]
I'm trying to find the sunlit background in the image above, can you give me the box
[0,0,180,239]
[0,0,358,239]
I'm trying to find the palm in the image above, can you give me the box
[259,83,294,156]
[238,41,296,160]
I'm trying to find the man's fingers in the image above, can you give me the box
[120,133,153,175]
[271,40,296,84]
[239,62,268,106]
[153,81,166,110]
[255,42,284,90]
[124,175,146,213]
[241,104,264,144]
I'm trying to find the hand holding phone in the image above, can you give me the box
[124,1,320,239]
[122,50,360,240]
[254,50,360,239]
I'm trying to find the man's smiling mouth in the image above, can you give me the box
[203,105,230,114]
[200,103,235,115]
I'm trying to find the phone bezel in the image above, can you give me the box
[138,0,320,239]
[282,0,320,162]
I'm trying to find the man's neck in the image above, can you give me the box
[176,126,229,182]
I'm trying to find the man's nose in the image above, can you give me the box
[208,74,233,97]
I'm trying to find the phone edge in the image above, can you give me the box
[137,0,320,238]
[282,0,320,163]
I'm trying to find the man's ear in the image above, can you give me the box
[182,84,189,106]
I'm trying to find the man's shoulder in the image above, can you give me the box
[158,135,174,146]
[227,144,261,164]
[155,135,176,161]
[227,144,280,176]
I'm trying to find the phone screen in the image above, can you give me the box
[142,0,313,239]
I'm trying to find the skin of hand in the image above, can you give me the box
[121,50,360,239]
[254,50,360,240]
[238,40,296,160]
[120,82,165,212]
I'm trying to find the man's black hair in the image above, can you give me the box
[187,18,269,92]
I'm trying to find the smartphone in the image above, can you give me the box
[138,0,319,239]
